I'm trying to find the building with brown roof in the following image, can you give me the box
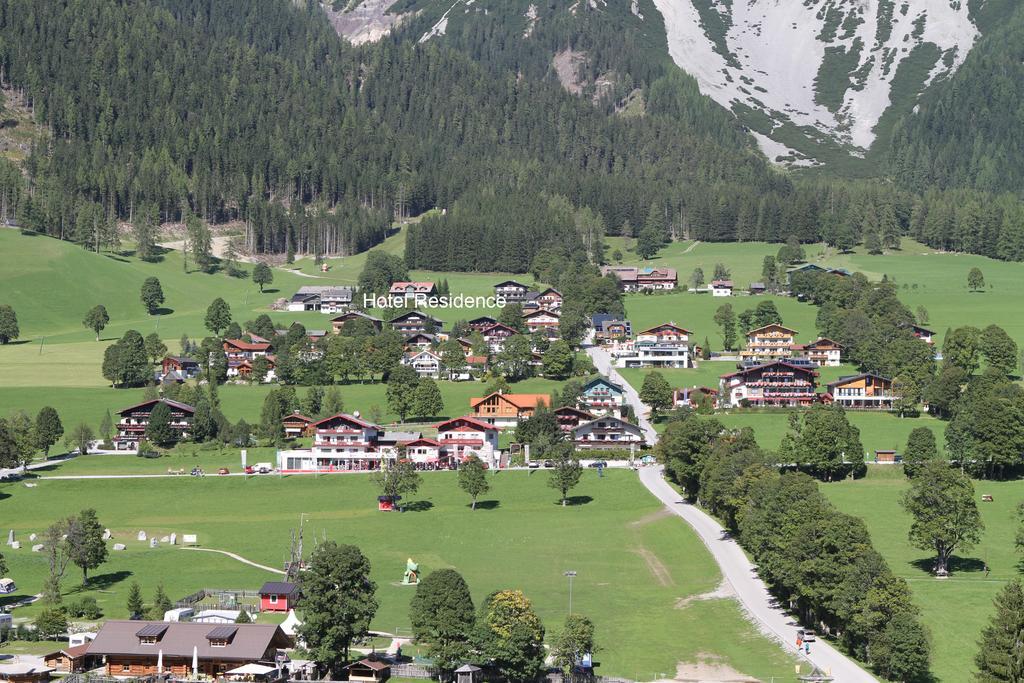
[114,399,195,451]
[43,644,101,673]
[469,392,551,428]
[86,621,292,678]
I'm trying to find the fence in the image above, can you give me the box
[173,588,263,611]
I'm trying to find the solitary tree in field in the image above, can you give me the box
[902,460,983,575]
[458,455,490,510]
[408,569,475,676]
[547,442,583,506]
[252,262,273,292]
[297,541,378,674]
[66,508,107,583]
[205,297,232,336]
[974,580,1024,681]
[139,277,164,315]
[713,303,737,351]
[0,304,19,344]
[968,267,985,292]
[690,267,705,290]
[33,406,63,457]
[82,305,110,341]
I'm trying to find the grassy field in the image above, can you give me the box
[0,470,798,680]
[823,466,1024,682]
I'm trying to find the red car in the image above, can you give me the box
[244,465,255,474]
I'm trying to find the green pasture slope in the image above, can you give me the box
[0,470,797,680]
[824,467,1024,682]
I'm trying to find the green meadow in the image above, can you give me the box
[824,467,1024,682]
[0,470,798,681]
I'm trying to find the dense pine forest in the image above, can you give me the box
[0,0,1022,265]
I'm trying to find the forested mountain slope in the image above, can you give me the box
[888,2,1024,195]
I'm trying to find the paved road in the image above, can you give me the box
[584,342,876,682]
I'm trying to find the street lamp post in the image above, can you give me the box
[564,570,577,615]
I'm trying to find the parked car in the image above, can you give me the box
[254,462,273,474]
[527,461,540,469]
[802,630,817,642]
[542,459,554,468]
[244,465,255,474]
[217,467,230,475]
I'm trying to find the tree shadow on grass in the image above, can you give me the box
[401,500,434,513]
[104,254,131,263]
[910,556,986,575]
[0,491,10,502]
[261,288,280,295]
[558,495,594,507]
[471,500,500,510]
[152,307,175,316]
[2,339,32,346]
[70,570,134,594]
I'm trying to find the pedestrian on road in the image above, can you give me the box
[804,642,810,654]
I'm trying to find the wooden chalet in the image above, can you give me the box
[554,406,595,432]
[710,279,733,296]
[466,316,498,332]
[580,377,625,414]
[223,339,271,362]
[826,373,895,410]
[522,308,560,332]
[159,356,200,382]
[901,322,935,344]
[331,311,383,334]
[481,322,517,351]
[282,412,315,439]
[345,658,391,683]
[792,338,843,366]
[389,311,443,337]
[402,350,443,378]
[114,399,195,451]
[493,280,530,303]
[85,621,292,678]
[636,323,691,344]
[600,266,677,291]
[526,287,563,310]
[43,645,100,674]
[469,392,550,428]
[720,361,819,408]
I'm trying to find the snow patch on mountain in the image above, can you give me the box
[651,0,979,159]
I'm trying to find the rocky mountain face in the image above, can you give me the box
[651,0,980,163]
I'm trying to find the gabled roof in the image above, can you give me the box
[390,310,443,324]
[536,287,562,297]
[163,355,198,365]
[573,415,643,434]
[224,338,271,351]
[749,282,766,289]
[402,437,442,448]
[435,416,498,433]
[405,332,436,343]
[469,393,550,410]
[406,349,441,361]
[494,280,529,289]
[311,412,379,430]
[389,281,436,293]
[826,372,892,389]
[637,322,692,335]
[331,310,383,323]
[554,406,596,420]
[522,308,561,319]
[804,337,844,349]
[86,620,291,660]
[901,322,935,335]
[468,316,498,324]
[710,279,733,287]
[481,322,518,335]
[745,323,798,336]
[259,581,298,596]
[582,376,624,393]
[117,398,195,417]
[720,360,820,379]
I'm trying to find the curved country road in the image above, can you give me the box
[585,341,876,682]
[180,546,286,575]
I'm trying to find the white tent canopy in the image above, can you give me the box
[225,664,277,676]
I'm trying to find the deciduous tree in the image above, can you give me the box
[205,297,232,336]
[547,442,582,506]
[0,304,19,344]
[66,508,107,583]
[82,305,110,341]
[140,277,165,315]
[458,455,490,510]
[639,371,672,419]
[968,267,985,292]
[409,569,475,676]
[902,460,983,575]
[33,406,63,457]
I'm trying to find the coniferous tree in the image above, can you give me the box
[974,580,1024,682]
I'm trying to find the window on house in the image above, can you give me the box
[269,594,278,604]
[210,639,229,647]
[123,664,131,672]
